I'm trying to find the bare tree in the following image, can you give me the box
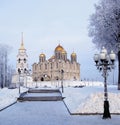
[88,0,120,89]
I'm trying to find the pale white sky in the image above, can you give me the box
[0,0,117,83]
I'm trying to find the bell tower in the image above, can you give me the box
[16,33,28,74]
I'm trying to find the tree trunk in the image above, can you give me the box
[118,51,120,90]
[5,52,8,87]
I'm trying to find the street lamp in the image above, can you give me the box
[18,69,21,94]
[51,63,52,84]
[61,69,64,93]
[24,69,31,88]
[58,60,61,87]
[117,43,120,90]
[94,47,116,119]
[34,77,38,88]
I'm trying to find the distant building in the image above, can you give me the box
[12,33,32,86]
[16,34,28,74]
[32,44,80,81]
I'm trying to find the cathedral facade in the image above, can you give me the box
[32,44,80,81]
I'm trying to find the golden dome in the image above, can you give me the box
[48,55,55,62]
[71,52,76,57]
[55,44,64,51]
[62,50,67,54]
[50,55,55,59]
[40,53,45,57]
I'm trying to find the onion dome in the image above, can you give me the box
[49,55,55,60]
[48,55,55,62]
[71,52,76,57]
[62,50,67,54]
[50,55,55,59]
[39,53,46,57]
[55,44,64,52]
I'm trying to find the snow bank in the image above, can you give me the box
[0,87,28,110]
[63,86,120,114]
[63,81,103,87]
[31,81,103,88]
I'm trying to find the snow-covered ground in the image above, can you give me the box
[0,101,120,125]
[0,87,28,110]
[0,81,120,125]
[0,81,120,114]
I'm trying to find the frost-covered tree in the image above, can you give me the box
[89,0,120,89]
[0,44,13,88]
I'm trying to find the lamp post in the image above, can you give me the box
[34,77,38,88]
[58,60,61,87]
[51,63,52,84]
[24,69,31,88]
[18,69,21,94]
[61,69,64,93]
[94,47,116,119]
[117,43,120,89]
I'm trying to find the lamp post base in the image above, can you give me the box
[62,86,64,93]
[118,83,120,90]
[102,100,111,119]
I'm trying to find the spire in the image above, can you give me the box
[21,32,24,46]
[19,32,25,50]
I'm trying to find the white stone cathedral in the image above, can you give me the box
[32,44,80,81]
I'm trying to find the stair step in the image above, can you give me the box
[28,89,60,93]
[18,88,63,102]
[18,96,62,101]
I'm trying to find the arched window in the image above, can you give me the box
[24,68,27,73]
[35,65,37,70]
[40,65,41,70]
[45,64,47,70]
[58,53,60,59]
[56,63,58,68]
[51,63,52,69]
[18,58,21,63]
[18,68,21,74]
[24,58,26,63]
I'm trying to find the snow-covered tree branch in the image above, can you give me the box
[89,0,120,52]
[0,43,13,88]
[88,0,120,89]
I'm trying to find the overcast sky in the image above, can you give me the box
[0,0,117,83]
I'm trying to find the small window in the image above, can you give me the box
[45,64,47,70]
[51,63,52,69]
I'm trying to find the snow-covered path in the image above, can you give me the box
[0,101,120,125]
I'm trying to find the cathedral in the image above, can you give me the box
[32,44,80,81]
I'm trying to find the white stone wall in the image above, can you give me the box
[32,60,80,81]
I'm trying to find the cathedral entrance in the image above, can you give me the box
[41,77,44,81]
[56,76,59,80]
